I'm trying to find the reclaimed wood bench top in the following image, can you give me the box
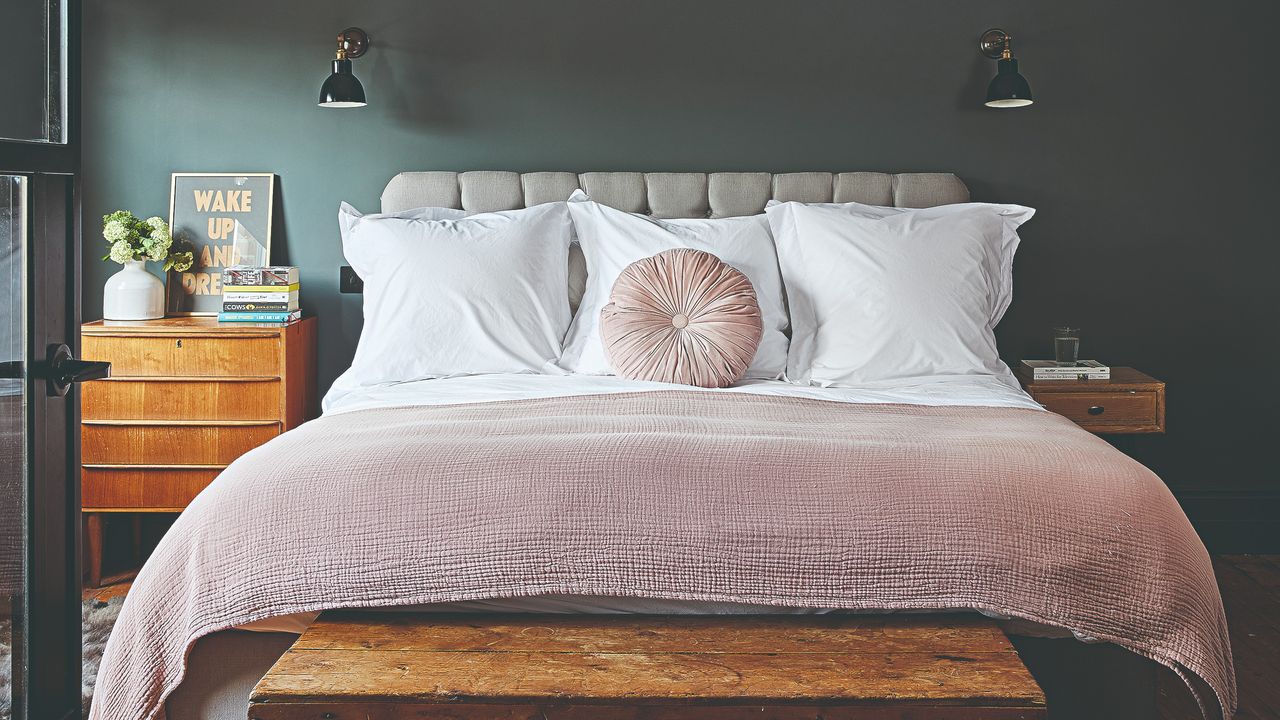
[249,612,1046,720]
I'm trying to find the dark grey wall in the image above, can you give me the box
[82,0,1280,537]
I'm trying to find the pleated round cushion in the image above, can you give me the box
[600,248,763,388]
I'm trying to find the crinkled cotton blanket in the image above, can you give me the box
[91,392,1234,719]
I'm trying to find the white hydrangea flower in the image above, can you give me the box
[109,240,135,264]
[147,244,168,262]
[151,233,172,252]
[146,216,168,233]
[168,251,194,273]
[103,221,128,242]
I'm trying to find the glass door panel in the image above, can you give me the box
[0,0,79,715]
[0,0,64,143]
[0,175,27,718]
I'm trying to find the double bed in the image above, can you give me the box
[90,171,1234,720]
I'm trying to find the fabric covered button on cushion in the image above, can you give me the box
[600,249,763,388]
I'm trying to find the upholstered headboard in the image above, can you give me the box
[366,171,969,302]
[381,171,970,216]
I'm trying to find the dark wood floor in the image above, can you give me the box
[85,555,1279,719]
[1157,555,1280,719]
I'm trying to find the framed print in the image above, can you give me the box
[166,172,275,315]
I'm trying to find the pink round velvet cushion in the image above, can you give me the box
[600,248,763,388]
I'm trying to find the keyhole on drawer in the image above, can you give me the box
[176,339,182,348]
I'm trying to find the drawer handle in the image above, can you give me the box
[1087,405,1105,416]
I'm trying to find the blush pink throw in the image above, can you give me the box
[90,393,1234,719]
[601,249,763,387]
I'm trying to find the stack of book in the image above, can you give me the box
[218,266,301,323]
[1020,359,1110,380]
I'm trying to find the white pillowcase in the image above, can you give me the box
[324,202,573,410]
[361,205,469,222]
[561,190,789,379]
[766,200,1034,387]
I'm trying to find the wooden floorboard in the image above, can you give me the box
[1157,555,1280,719]
[83,579,131,604]
[1228,555,1280,594]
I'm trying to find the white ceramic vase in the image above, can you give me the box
[103,260,164,320]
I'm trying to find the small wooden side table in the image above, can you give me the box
[80,316,317,586]
[1017,367,1165,435]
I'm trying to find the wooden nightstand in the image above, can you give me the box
[80,316,317,586]
[1017,367,1165,434]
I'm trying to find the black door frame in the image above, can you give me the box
[0,1,83,718]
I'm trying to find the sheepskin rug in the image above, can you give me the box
[0,594,122,719]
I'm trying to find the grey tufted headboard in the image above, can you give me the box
[373,171,969,304]
[380,171,970,216]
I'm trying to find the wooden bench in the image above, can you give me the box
[249,612,1046,720]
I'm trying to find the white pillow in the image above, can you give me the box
[561,190,789,379]
[361,205,469,222]
[767,199,1026,326]
[324,202,573,409]
[766,201,1034,387]
[368,204,593,313]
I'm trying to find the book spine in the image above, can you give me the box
[1032,368,1111,376]
[221,302,298,312]
[1033,372,1111,380]
[218,311,300,323]
[221,291,299,303]
[223,277,296,287]
[219,283,300,293]
[222,267,299,286]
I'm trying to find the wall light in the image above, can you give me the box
[979,28,1034,108]
[319,27,370,108]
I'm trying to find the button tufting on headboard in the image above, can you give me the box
[380,171,970,217]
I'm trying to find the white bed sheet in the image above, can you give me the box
[237,596,938,634]
[238,595,1075,640]
[322,372,1043,416]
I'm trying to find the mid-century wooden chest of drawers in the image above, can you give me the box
[80,316,317,585]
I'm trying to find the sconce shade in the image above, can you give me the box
[985,58,1033,108]
[319,58,366,108]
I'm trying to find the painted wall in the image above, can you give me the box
[82,0,1280,540]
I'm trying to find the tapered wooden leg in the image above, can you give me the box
[86,512,103,588]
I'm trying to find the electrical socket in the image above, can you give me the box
[339,266,364,294]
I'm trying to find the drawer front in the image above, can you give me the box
[82,423,280,465]
[1036,391,1159,430]
[83,334,281,377]
[82,467,222,510]
[83,379,282,421]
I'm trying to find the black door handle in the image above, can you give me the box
[45,343,111,397]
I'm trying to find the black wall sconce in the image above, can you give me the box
[979,28,1034,108]
[319,27,370,108]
